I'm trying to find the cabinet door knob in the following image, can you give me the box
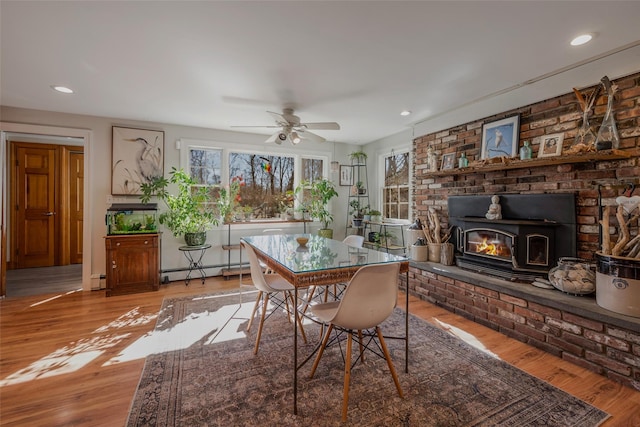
[116,242,121,246]
[144,240,148,245]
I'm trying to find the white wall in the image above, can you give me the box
[0,106,357,285]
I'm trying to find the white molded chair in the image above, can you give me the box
[242,242,307,354]
[342,234,364,248]
[309,262,403,421]
[304,235,365,309]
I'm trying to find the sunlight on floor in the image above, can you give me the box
[432,318,500,359]
[0,289,294,386]
[30,289,82,307]
[104,291,258,365]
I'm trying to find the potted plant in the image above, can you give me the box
[295,178,339,238]
[349,150,368,164]
[350,199,365,228]
[369,209,382,223]
[140,167,218,246]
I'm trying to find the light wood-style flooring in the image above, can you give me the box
[1,276,639,427]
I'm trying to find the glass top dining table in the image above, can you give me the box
[240,233,408,288]
[240,233,410,415]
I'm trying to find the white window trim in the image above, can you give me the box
[378,147,412,221]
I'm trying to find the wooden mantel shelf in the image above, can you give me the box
[427,149,633,177]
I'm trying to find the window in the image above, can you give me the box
[382,151,410,220]
[180,139,327,221]
[229,152,295,217]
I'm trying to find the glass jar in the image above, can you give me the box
[519,141,532,160]
[458,152,469,168]
[548,257,595,295]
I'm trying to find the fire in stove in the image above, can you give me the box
[467,230,513,261]
[474,237,511,257]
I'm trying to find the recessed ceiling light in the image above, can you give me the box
[51,85,74,94]
[400,110,411,116]
[570,34,593,46]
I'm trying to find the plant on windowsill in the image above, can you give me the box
[140,167,218,246]
[295,178,339,238]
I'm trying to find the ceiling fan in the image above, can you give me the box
[233,108,340,145]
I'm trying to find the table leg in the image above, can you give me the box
[405,270,409,373]
[294,286,298,415]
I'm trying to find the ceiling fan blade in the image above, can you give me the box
[231,125,281,129]
[298,129,326,143]
[267,111,290,127]
[300,122,340,130]
[265,132,281,144]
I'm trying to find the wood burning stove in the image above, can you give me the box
[448,194,576,281]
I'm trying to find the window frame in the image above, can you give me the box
[378,148,412,221]
[178,138,330,224]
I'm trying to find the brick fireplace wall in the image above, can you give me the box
[409,71,640,391]
[413,71,640,260]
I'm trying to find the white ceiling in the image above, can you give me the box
[2,1,640,145]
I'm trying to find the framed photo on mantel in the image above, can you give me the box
[481,115,520,160]
[538,133,564,158]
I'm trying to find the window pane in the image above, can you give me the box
[383,151,410,220]
[190,148,221,185]
[229,152,295,218]
[301,158,323,182]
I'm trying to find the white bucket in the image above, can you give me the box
[595,253,640,318]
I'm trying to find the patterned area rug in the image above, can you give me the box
[126,291,609,426]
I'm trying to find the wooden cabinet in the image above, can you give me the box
[105,233,160,296]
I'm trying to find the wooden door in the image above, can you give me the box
[13,144,58,268]
[68,151,84,264]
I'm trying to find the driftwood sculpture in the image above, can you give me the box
[420,208,452,245]
[600,203,640,258]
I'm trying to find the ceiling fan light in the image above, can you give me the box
[290,131,301,144]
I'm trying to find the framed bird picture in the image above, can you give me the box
[112,126,164,195]
[481,115,520,160]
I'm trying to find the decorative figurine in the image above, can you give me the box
[485,195,502,220]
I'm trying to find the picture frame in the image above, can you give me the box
[481,115,520,159]
[440,152,456,170]
[538,133,564,158]
[339,165,353,186]
[112,126,164,195]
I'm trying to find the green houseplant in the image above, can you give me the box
[140,167,218,245]
[349,150,368,164]
[295,178,339,238]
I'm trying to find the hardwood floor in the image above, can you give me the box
[1,276,639,426]
[4,264,83,297]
